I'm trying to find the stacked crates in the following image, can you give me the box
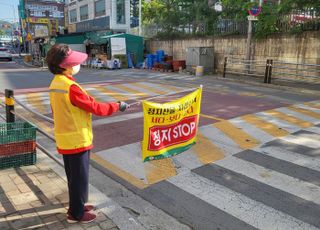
[0,122,37,169]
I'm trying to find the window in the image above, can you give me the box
[69,9,77,23]
[95,0,105,17]
[116,0,126,24]
[80,5,88,21]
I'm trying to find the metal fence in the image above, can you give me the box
[222,57,320,85]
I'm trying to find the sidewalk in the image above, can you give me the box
[0,150,119,230]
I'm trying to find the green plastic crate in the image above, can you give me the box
[0,152,36,170]
[0,122,36,144]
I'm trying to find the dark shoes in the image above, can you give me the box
[67,204,96,224]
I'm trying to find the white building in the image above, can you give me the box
[65,0,130,33]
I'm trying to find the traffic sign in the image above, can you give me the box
[247,15,258,21]
[248,5,261,17]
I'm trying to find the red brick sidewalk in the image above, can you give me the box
[0,150,119,230]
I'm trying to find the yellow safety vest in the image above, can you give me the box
[49,74,93,151]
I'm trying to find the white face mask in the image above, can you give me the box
[71,64,81,75]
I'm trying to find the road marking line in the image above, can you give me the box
[200,114,224,121]
[122,83,157,96]
[305,102,320,109]
[91,153,148,189]
[288,106,320,119]
[237,92,260,97]
[131,82,167,95]
[229,117,274,143]
[259,146,320,173]
[214,121,260,149]
[26,92,48,115]
[200,125,242,156]
[281,135,320,149]
[111,84,148,97]
[94,86,129,101]
[276,107,319,123]
[305,126,320,135]
[264,109,313,128]
[193,133,225,164]
[256,112,300,133]
[241,114,289,137]
[168,171,318,230]
[296,104,320,113]
[145,158,177,185]
[218,155,320,205]
[156,84,183,92]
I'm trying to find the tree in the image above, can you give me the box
[0,30,6,36]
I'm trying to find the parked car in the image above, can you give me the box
[0,47,13,61]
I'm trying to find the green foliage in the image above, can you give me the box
[0,30,6,36]
[143,0,320,38]
[255,3,281,38]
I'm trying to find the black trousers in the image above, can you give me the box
[63,150,90,219]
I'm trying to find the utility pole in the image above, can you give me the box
[24,0,31,54]
[138,0,142,36]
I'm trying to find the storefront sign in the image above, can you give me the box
[142,87,202,162]
[76,16,110,32]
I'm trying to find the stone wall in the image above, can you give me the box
[146,32,320,73]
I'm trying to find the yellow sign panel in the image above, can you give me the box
[26,33,32,41]
[142,87,202,162]
[26,17,49,24]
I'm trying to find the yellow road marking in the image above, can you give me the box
[131,82,167,95]
[200,114,225,121]
[26,93,47,115]
[241,114,289,137]
[193,133,225,164]
[91,153,148,189]
[112,84,148,98]
[157,84,182,92]
[85,90,102,102]
[94,86,129,101]
[238,92,260,97]
[214,120,260,149]
[304,102,320,110]
[265,110,312,128]
[288,106,320,119]
[145,158,177,185]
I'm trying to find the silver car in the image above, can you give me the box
[0,47,13,61]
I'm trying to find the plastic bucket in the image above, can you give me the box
[195,66,204,76]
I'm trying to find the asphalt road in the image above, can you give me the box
[1,60,320,229]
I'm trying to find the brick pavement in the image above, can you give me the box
[0,150,119,230]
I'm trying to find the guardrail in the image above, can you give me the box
[222,57,320,85]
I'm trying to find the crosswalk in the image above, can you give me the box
[8,84,320,190]
[87,69,198,81]
[2,81,320,229]
[91,100,320,190]
[143,128,320,229]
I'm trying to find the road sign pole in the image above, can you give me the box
[245,0,263,73]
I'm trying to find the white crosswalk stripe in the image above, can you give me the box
[168,171,319,230]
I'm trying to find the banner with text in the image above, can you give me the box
[142,87,202,162]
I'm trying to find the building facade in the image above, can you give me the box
[19,0,65,38]
[65,0,130,34]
